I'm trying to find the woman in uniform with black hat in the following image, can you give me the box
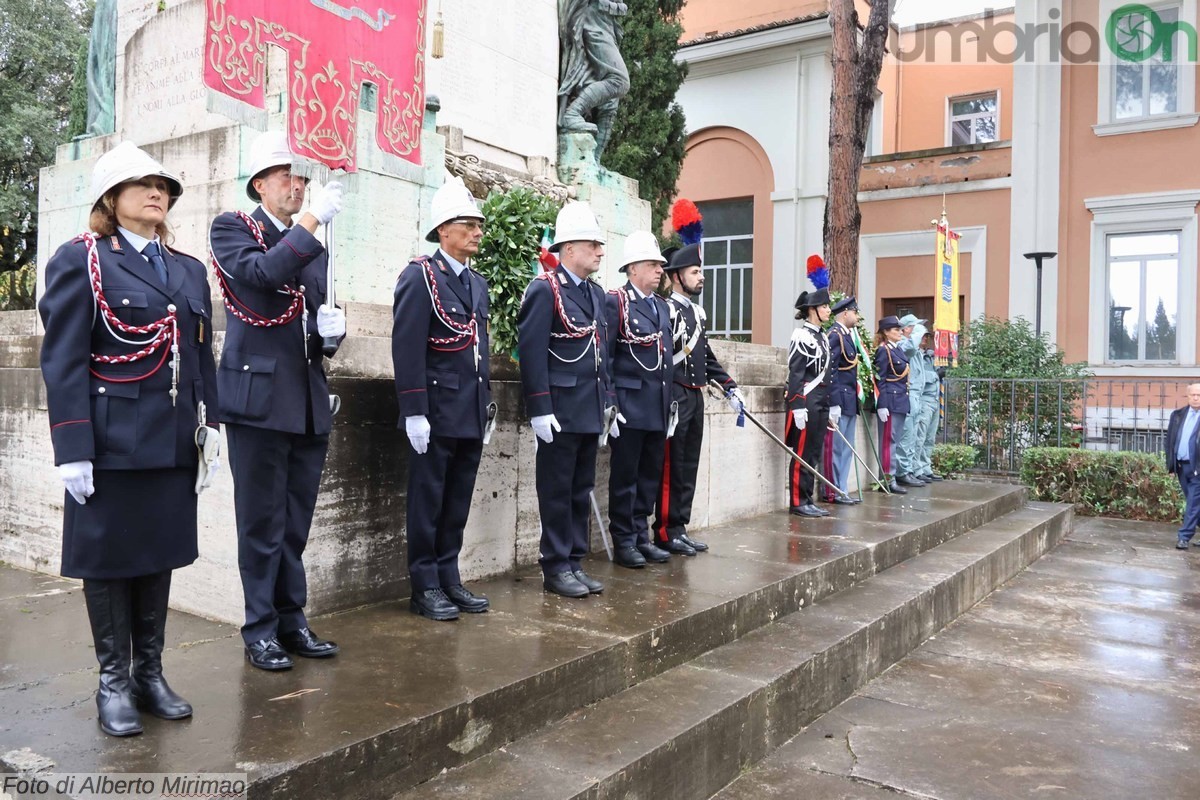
[785,266,832,517]
[873,316,910,495]
[39,141,220,736]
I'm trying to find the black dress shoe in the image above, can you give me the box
[790,504,825,518]
[445,584,490,613]
[1177,539,1191,550]
[245,638,293,671]
[279,627,340,658]
[410,588,460,621]
[663,537,697,556]
[832,496,860,505]
[897,474,926,488]
[572,570,604,594]
[544,571,590,598]
[636,542,671,563]
[680,533,708,552]
[614,546,647,569]
[925,473,944,481]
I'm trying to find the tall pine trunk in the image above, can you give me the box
[824,0,892,295]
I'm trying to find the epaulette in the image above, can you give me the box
[397,254,433,284]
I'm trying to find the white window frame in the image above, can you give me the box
[1104,232,1182,363]
[865,91,884,158]
[701,234,754,338]
[1095,0,1199,136]
[1086,190,1200,373]
[946,91,1000,147]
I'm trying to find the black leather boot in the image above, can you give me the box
[130,571,192,720]
[83,579,143,737]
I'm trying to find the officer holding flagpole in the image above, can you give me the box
[824,296,864,504]
[209,131,347,671]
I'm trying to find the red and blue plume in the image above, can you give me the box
[806,254,830,290]
[671,199,704,246]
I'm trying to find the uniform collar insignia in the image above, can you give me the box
[557,272,568,285]
[109,235,122,252]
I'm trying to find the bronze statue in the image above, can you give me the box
[558,0,631,160]
[86,0,117,135]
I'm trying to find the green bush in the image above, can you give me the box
[471,187,562,357]
[932,444,976,478]
[1020,447,1184,522]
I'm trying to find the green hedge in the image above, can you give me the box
[1020,447,1184,522]
[932,444,977,478]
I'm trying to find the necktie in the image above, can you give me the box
[459,268,472,305]
[142,241,168,286]
[644,296,658,322]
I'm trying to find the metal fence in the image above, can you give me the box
[937,377,1193,474]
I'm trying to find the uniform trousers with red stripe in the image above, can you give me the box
[654,387,705,542]
[877,413,907,477]
[785,407,829,508]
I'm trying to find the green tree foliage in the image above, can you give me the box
[600,0,687,232]
[0,0,89,308]
[942,317,1092,472]
[471,187,562,358]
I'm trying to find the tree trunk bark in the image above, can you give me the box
[823,0,892,297]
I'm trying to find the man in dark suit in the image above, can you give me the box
[1165,383,1200,549]
[518,201,616,598]
[208,132,346,670]
[653,243,743,555]
[392,178,493,620]
[604,232,674,569]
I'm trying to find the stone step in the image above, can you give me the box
[0,483,1023,800]
[395,501,1071,800]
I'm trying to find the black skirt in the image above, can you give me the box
[61,467,199,579]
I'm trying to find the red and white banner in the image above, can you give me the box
[204,0,427,172]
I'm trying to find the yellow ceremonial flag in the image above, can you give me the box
[932,218,961,366]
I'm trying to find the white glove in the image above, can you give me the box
[317,305,346,338]
[59,460,94,505]
[199,457,221,492]
[310,180,345,225]
[727,388,745,414]
[406,415,431,454]
[531,414,561,443]
[609,411,627,439]
[829,406,842,427]
[792,409,808,430]
[877,407,890,423]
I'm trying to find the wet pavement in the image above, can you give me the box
[0,482,1023,799]
[715,516,1200,800]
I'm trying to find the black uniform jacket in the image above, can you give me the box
[667,295,736,393]
[209,207,339,435]
[786,321,830,413]
[517,266,614,434]
[40,232,217,469]
[604,283,673,432]
[874,341,911,415]
[392,250,492,438]
[827,322,861,417]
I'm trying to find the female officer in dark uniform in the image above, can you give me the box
[39,142,219,737]
[873,316,910,495]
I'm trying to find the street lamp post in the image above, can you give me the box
[1023,251,1057,338]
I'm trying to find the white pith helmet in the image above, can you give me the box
[425,176,485,243]
[89,141,183,210]
[618,231,666,272]
[245,131,299,202]
[549,201,605,252]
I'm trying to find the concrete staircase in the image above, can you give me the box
[392,486,1070,800]
[0,482,1069,800]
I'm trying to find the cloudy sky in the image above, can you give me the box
[892,0,1011,27]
